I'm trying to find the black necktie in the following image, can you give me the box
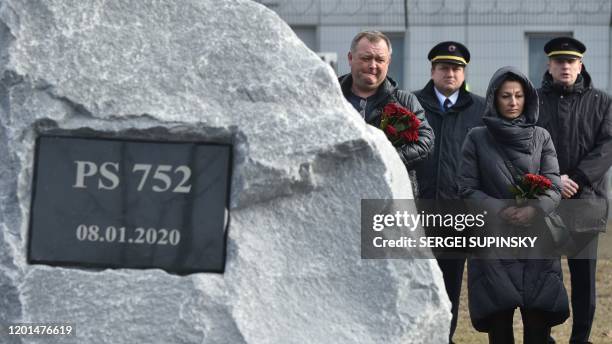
[443,98,452,111]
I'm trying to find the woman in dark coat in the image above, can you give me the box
[458,66,569,343]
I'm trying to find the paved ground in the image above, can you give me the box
[454,232,612,343]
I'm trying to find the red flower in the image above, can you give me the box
[383,103,398,116]
[401,130,419,142]
[385,125,398,137]
[511,173,553,205]
[524,174,552,190]
[524,174,538,185]
[398,107,411,116]
[410,117,421,130]
[379,102,420,145]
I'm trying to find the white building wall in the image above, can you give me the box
[256,0,612,95]
[319,25,406,83]
[408,24,611,96]
[462,25,527,97]
[577,26,611,92]
[610,26,612,95]
[319,26,361,77]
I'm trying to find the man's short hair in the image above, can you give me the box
[350,30,392,55]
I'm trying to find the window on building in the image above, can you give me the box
[385,33,405,89]
[291,26,317,52]
[527,32,572,86]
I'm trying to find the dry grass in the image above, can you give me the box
[454,231,612,343]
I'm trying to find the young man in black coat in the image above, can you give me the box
[536,36,612,344]
[338,31,434,172]
[413,41,485,344]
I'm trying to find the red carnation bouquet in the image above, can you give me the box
[379,102,420,146]
[510,173,553,205]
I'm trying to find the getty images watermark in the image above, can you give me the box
[361,199,605,259]
[371,208,537,250]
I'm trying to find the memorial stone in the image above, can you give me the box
[0,0,450,343]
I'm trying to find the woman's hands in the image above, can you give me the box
[499,206,537,227]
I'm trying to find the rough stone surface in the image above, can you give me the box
[0,0,450,343]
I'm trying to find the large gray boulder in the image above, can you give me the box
[0,0,450,343]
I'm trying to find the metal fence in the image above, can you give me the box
[408,0,612,26]
[253,0,612,26]
[253,0,406,26]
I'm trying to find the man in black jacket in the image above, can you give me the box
[413,41,485,344]
[537,36,612,344]
[338,31,434,172]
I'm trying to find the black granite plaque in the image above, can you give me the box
[28,135,232,274]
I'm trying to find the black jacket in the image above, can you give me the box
[414,80,485,199]
[537,68,612,232]
[338,74,434,169]
[459,67,569,331]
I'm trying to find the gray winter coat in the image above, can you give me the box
[458,66,569,331]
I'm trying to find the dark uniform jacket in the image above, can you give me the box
[537,68,612,232]
[338,74,434,169]
[458,67,569,331]
[414,80,485,199]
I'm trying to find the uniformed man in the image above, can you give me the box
[339,31,434,174]
[413,41,485,344]
[537,36,612,344]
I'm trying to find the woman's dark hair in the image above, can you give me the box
[496,73,527,96]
